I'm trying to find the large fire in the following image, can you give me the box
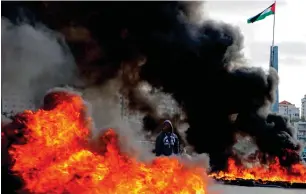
[5,91,306,193]
[8,91,208,194]
[209,158,306,184]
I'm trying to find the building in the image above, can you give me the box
[295,122,306,142]
[270,46,279,113]
[301,95,306,120]
[294,122,306,161]
[157,95,180,116]
[121,94,180,123]
[278,100,300,121]
[120,95,143,125]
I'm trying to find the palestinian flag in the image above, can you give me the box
[247,2,276,24]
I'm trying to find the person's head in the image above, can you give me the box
[162,120,173,132]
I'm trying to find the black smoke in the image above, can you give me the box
[2,1,302,173]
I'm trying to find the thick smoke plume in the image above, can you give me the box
[1,7,156,193]
[2,1,302,172]
[1,16,154,161]
[1,18,77,107]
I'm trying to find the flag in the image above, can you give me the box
[247,2,275,24]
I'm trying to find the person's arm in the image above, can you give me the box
[155,133,163,156]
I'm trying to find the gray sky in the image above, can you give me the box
[205,0,306,108]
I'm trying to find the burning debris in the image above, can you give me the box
[210,158,306,183]
[2,1,306,190]
[6,91,208,194]
[209,135,306,187]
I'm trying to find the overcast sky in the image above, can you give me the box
[205,0,306,108]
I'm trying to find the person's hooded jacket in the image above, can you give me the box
[155,120,179,156]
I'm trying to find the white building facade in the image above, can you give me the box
[294,122,306,142]
[301,95,306,120]
[120,94,180,124]
[278,100,300,121]
[294,122,306,160]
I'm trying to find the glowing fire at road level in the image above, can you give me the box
[7,91,306,193]
[210,158,306,184]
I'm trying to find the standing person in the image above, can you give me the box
[155,120,179,156]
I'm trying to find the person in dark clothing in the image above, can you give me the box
[155,120,179,156]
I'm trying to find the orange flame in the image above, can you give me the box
[209,158,306,184]
[9,92,208,194]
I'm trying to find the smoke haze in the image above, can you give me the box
[1,1,302,172]
[1,18,77,107]
[1,18,155,160]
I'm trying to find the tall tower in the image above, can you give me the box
[270,46,279,113]
[301,94,306,120]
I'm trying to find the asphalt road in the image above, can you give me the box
[211,184,305,194]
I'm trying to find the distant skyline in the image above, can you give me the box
[206,0,306,108]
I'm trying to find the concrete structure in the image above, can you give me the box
[120,94,180,124]
[301,94,306,120]
[294,121,306,160]
[294,122,306,142]
[157,95,180,115]
[278,100,300,121]
[120,95,143,125]
[270,46,279,113]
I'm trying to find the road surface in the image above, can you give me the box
[211,184,305,194]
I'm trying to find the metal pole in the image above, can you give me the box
[270,1,276,67]
[272,0,276,47]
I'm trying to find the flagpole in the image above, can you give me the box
[270,0,276,67]
[270,0,279,113]
[272,0,276,47]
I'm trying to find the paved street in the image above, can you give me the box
[211,184,305,194]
